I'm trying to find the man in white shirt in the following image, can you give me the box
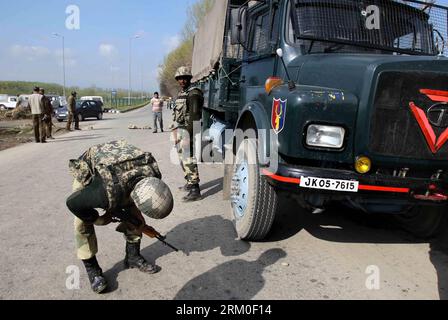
[28,86,46,143]
[150,92,164,133]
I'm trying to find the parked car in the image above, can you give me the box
[46,95,67,114]
[55,100,103,122]
[0,96,19,110]
[80,96,104,104]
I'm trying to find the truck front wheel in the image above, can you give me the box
[230,138,278,241]
[394,205,447,238]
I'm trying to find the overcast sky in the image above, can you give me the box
[0,0,194,93]
[1,0,448,93]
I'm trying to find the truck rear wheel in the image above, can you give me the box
[230,138,278,241]
[394,205,447,238]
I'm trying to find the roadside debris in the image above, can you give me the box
[128,124,152,130]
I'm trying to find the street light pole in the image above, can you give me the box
[53,33,66,97]
[128,37,131,106]
[128,34,141,106]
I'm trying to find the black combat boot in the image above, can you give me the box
[178,183,193,191]
[124,241,160,274]
[182,184,202,202]
[82,256,107,294]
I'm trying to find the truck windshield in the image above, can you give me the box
[289,0,448,55]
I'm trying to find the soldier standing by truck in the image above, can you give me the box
[190,0,448,240]
[66,91,80,131]
[172,66,204,202]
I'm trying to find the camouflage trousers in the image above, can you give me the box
[72,179,141,260]
[177,128,200,186]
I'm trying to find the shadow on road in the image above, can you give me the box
[104,215,250,293]
[266,194,425,243]
[173,248,286,300]
[81,117,116,122]
[266,195,448,299]
[51,135,105,142]
[146,215,251,258]
[429,224,448,300]
[201,177,223,199]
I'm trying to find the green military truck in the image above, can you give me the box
[191,0,448,240]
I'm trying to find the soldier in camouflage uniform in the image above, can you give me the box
[66,91,80,131]
[172,66,204,202]
[66,140,174,294]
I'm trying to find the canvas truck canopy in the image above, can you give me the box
[191,0,229,82]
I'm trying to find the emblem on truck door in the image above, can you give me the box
[409,89,448,154]
[271,98,287,134]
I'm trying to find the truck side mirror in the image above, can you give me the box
[230,7,247,46]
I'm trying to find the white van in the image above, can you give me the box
[0,96,19,110]
[80,96,104,104]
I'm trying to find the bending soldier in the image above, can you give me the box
[66,140,174,294]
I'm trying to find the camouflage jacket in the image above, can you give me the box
[69,140,162,210]
[67,95,76,114]
[173,86,204,132]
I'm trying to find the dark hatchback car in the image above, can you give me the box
[55,100,104,122]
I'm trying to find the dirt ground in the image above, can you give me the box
[0,116,70,151]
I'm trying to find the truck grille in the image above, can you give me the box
[369,71,448,160]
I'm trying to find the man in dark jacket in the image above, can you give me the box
[39,88,54,139]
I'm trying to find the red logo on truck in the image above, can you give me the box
[409,89,448,154]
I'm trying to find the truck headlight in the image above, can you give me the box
[306,125,345,149]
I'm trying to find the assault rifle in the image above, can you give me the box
[111,209,179,252]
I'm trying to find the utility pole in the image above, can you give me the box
[128,34,141,106]
[53,33,66,97]
[141,65,144,99]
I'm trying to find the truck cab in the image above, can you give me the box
[193,0,448,240]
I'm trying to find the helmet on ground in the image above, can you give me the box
[174,66,192,80]
[130,177,173,219]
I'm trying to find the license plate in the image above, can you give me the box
[300,177,359,192]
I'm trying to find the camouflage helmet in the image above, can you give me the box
[130,177,173,219]
[175,66,193,80]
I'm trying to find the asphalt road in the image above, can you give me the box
[0,105,447,300]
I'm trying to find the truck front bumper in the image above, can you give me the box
[262,164,447,203]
